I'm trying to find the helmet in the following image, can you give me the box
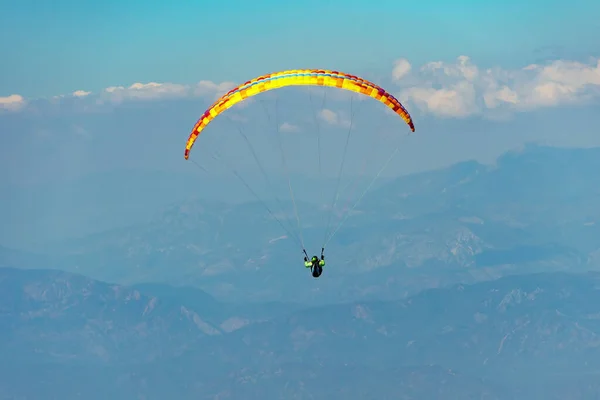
[311,256,318,261]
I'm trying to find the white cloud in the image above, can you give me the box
[402,81,477,117]
[0,78,236,114]
[93,80,237,104]
[193,80,236,99]
[395,55,600,118]
[392,58,411,82]
[102,82,189,102]
[72,90,91,97]
[3,56,600,119]
[318,108,351,127]
[483,86,519,109]
[0,94,26,111]
[319,109,337,124]
[516,60,600,108]
[280,122,300,132]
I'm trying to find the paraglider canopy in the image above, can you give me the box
[184,69,415,160]
[183,68,416,267]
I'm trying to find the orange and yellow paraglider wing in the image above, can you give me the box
[184,69,414,160]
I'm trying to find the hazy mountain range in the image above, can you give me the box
[3,144,600,398]
[2,144,600,305]
[2,266,600,399]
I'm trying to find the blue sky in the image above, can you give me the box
[1,0,600,248]
[1,0,599,97]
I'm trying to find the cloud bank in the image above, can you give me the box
[395,55,600,118]
[0,94,26,111]
[2,56,599,120]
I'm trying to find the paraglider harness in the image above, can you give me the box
[304,248,325,278]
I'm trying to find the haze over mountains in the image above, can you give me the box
[3,267,600,399]
[3,145,600,304]
[3,144,600,399]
